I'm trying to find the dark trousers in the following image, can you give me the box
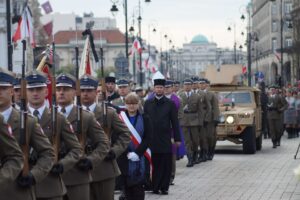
[125,184,145,200]
[152,153,172,192]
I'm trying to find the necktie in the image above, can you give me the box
[61,107,66,114]
[86,106,90,111]
[33,110,39,122]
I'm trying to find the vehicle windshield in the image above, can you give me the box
[218,91,252,104]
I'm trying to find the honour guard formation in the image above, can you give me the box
[1,1,300,200]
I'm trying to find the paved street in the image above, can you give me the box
[116,135,300,200]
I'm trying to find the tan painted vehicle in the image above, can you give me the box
[203,64,262,154]
[210,84,262,154]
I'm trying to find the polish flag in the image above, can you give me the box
[129,38,142,56]
[79,36,96,77]
[242,65,247,74]
[12,6,35,47]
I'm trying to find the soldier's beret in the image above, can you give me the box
[56,73,76,88]
[117,79,129,87]
[183,78,193,85]
[105,76,116,83]
[165,80,174,88]
[0,67,15,86]
[154,79,166,86]
[80,74,98,90]
[25,70,47,89]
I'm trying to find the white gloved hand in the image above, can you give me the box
[127,152,140,162]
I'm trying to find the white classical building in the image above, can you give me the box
[169,34,246,80]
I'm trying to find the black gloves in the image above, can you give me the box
[17,172,35,188]
[50,163,64,175]
[104,150,116,161]
[77,158,93,171]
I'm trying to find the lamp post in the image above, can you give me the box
[227,23,237,64]
[6,0,13,71]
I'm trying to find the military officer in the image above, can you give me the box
[0,113,24,187]
[267,85,288,148]
[105,76,120,102]
[112,79,130,107]
[178,78,203,167]
[79,74,131,200]
[25,71,82,200]
[200,79,220,160]
[0,67,55,200]
[135,86,145,107]
[55,73,109,200]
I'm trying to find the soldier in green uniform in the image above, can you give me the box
[112,79,130,108]
[178,78,203,167]
[200,79,220,160]
[0,67,55,200]
[79,74,131,200]
[0,113,24,187]
[267,85,288,148]
[25,71,82,200]
[55,73,110,200]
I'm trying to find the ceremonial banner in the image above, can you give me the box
[41,1,53,14]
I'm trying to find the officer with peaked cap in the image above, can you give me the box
[55,73,109,200]
[25,71,82,200]
[0,67,55,200]
[79,74,130,200]
[111,79,130,109]
[105,76,120,102]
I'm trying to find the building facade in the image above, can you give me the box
[291,0,300,81]
[252,0,294,85]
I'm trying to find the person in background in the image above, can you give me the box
[105,76,120,102]
[118,92,153,200]
[284,89,297,138]
[295,92,300,137]
[260,82,269,139]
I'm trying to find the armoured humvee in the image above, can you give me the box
[210,84,262,154]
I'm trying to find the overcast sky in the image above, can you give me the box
[38,0,250,50]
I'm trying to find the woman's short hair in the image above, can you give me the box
[125,92,139,104]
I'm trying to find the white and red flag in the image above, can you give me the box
[129,38,142,56]
[12,6,35,47]
[79,36,96,77]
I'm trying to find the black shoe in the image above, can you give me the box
[153,190,160,194]
[273,144,277,148]
[193,151,200,164]
[161,190,168,195]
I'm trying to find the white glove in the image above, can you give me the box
[127,152,140,162]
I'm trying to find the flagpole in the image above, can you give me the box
[6,0,13,71]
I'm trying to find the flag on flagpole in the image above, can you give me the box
[129,38,142,56]
[41,1,53,14]
[273,49,281,62]
[43,21,53,37]
[79,36,96,77]
[12,6,35,47]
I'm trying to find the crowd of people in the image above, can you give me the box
[1,65,300,200]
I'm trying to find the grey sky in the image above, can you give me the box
[38,0,250,50]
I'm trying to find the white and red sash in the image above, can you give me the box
[118,111,153,174]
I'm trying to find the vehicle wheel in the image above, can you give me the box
[256,131,262,151]
[242,126,256,154]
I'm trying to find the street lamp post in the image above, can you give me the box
[227,23,237,64]
[6,0,13,71]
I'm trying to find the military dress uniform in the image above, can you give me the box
[0,68,55,200]
[25,71,82,200]
[79,75,131,200]
[267,86,288,148]
[0,114,24,187]
[179,79,204,167]
[56,74,110,200]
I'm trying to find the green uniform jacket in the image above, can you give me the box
[0,114,24,188]
[5,108,55,200]
[91,104,131,182]
[62,105,109,186]
[205,91,220,122]
[112,97,125,107]
[178,92,204,126]
[267,95,288,119]
[35,107,82,198]
[197,90,212,124]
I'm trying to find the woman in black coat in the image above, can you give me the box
[118,92,153,200]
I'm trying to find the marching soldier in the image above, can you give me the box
[178,78,203,167]
[25,71,82,200]
[55,73,110,200]
[112,79,130,107]
[79,74,131,200]
[0,67,55,200]
[105,76,120,102]
[200,79,219,160]
[0,113,24,187]
[267,85,288,148]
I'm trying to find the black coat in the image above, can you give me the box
[118,112,153,176]
[144,96,181,153]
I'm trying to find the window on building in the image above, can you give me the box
[272,38,277,51]
[272,21,277,32]
[271,3,277,15]
[284,2,293,14]
[286,38,293,47]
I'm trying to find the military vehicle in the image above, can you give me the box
[204,64,262,154]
